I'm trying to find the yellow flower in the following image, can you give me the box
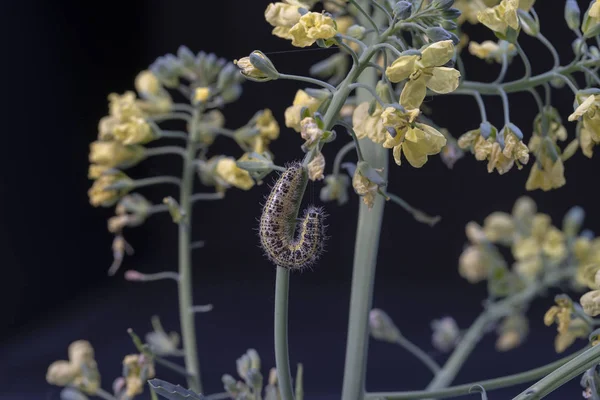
[468,40,516,63]
[123,354,156,397]
[288,12,337,47]
[581,289,600,317]
[459,245,488,283]
[386,40,461,109]
[462,127,528,175]
[568,94,600,158]
[554,318,589,353]
[89,141,146,168]
[46,341,101,394]
[108,91,145,121]
[194,87,211,103]
[215,157,255,190]
[284,90,324,132]
[483,212,515,244]
[250,108,280,154]
[308,151,325,181]
[454,0,491,25]
[380,108,446,167]
[265,1,309,39]
[496,314,528,351]
[320,174,350,205]
[300,117,324,149]
[112,117,156,145]
[352,102,387,144]
[477,0,519,36]
[135,70,161,96]
[574,237,600,289]
[525,156,566,191]
[352,169,380,209]
[591,0,600,18]
[88,172,133,207]
[88,164,110,179]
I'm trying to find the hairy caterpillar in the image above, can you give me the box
[259,162,326,270]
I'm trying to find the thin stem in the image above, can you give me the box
[210,127,236,138]
[145,146,187,158]
[159,130,188,140]
[512,345,600,399]
[154,355,194,378]
[551,73,579,95]
[279,73,337,92]
[335,120,365,161]
[580,65,600,86]
[536,33,560,69]
[95,388,119,400]
[527,88,544,117]
[471,91,488,122]
[371,43,403,58]
[385,192,441,227]
[191,192,225,202]
[493,52,508,84]
[516,42,532,79]
[190,304,214,313]
[275,267,295,400]
[365,348,584,399]
[543,83,551,106]
[171,103,195,114]
[498,88,510,126]
[148,112,192,123]
[133,176,182,189]
[337,38,361,65]
[395,336,441,374]
[349,0,379,32]
[178,110,202,393]
[338,33,368,51]
[348,82,386,107]
[333,141,357,176]
[426,269,575,394]
[399,22,427,34]
[129,271,180,282]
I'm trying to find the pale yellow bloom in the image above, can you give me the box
[483,212,515,244]
[88,172,133,208]
[386,40,461,109]
[454,0,491,25]
[477,0,519,36]
[284,90,324,132]
[308,152,325,181]
[459,245,487,283]
[194,87,211,103]
[123,354,156,397]
[495,314,528,352]
[568,95,600,158]
[255,109,280,141]
[288,12,337,47]
[135,70,161,96]
[88,164,110,179]
[89,141,146,168]
[112,117,156,145]
[265,1,311,39]
[300,117,324,149]
[581,289,600,317]
[320,174,350,205]
[574,237,600,289]
[352,170,379,209]
[237,109,280,154]
[352,102,387,144]
[468,40,516,63]
[235,55,270,80]
[525,156,566,191]
[215,157,255,190]
[46,341,101,394]
[109,91,145,121]
[591,0,600,18]
[335,15,361,52]
[554,318,589,353]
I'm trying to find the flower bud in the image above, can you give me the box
[565,0,581,31]
[563,206,585,237]
[236,354,251,380]
[246,369,263,388]
[369,309,402,343]
[583,3,600,38]
[177,45,196,67]
[347,24,366,40]
[517,9,539,36]
[465,221,487,244]
[426,27,453,42]
[433,0,454,10]
[393,1,412,20]
[222,374,238,394]
[581,289,600,317]
[459,245,487,283]
[46,361,78,386]
[235,51,279,82]
[495,314,528,351]
[483,212,515,244]
[512,196,536,223]
[431,317,460,353]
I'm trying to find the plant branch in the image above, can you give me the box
[275,267,295,400]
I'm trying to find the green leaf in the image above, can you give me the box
[148,379,206,400]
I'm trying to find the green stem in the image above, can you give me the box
[275,266,295,400]
[159,130,189,140]
[154,355,194,377]
[145,146,187,158]
[364,348,584,399]
[385,192,440,227]
[178,109,202,393]
[279,73,337,92]
[349,0,379,32]
[512,345,600,399]
[499,89,510,126]
[493,53,508,84]
[348,82,387,106]
[580,65,600,87]
[395,336,441,374]
[133,176,182,188]
[335,120,365,161]
[425,269,574,394]
[333,141,357,176]
[148,112,192,123]
[536,33,560,69]
[459,60,600,94]
[516,42,532,79]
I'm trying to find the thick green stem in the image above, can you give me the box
[426,269,574,394]
[275,267,295,400]
[512,345,600,399]
[365,348,584,399]
[178,110,202,393]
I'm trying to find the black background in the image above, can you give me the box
[1,1,600,399]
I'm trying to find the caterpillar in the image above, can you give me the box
[259,162,326,270]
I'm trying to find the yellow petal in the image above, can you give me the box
[392,144,403,165]
[427,67,461,94]
[400,78,428,109]
[420,40,455,68]
[568,95,596,121]
[386,55,418,82]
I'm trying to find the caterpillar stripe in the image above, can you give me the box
[259,162,326,270]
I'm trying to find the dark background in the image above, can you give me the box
[1,1,599,399]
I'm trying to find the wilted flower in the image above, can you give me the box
[46,341,101,395]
